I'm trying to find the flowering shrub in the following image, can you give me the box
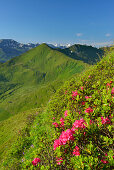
[85,107,93,113]
[32,158,41,166]
[101,117,111,125]
[56,157,63,165]
[50,50,114,169]
[73,146,80,156]
[51,80,114,168]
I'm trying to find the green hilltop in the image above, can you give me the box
[0,43,89,121]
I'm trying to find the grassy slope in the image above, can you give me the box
[0,108,43,163]
[3,48,113,169]
[0,44,90,165]
[0,43,89,121]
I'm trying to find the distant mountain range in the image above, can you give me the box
[0,39,104,63]
[0,39,71,63]
[0,39,39,62]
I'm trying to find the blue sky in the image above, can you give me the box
[0,0,114,46]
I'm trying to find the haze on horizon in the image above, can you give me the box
[0,0,114,47]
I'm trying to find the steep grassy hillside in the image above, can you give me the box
[58,44,104,64]
[0,43,89,121]
[2,48,113,169]
[0,43,90,167]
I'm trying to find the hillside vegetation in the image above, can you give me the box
[1,47,113,169]
[0,43,90,165]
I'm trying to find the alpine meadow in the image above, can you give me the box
[0,42,114,169]
[0,0,114,169]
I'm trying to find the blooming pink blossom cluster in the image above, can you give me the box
[101,154,109,164]
[56,157,63,165]
[60,117,65,127]
[71,118,87,132]
[32,158,41,166]
[64,110,68,117]
[52,122,59,127]
[72,90,80,100]
[111,87,114,94]
[59,129,74,144]
[85,107,93,114]
[80,86,84,91]
[53,139,62,150]
[73,145,80,156]
[90,120,94,125]
[72,90,78,97]
[52,117,65,128]
[54,129,74,150]
[85,96,91,99]
[101,117,111,125]
[106,83,111,88]
[65,91,68,94]
[53,118,87,150]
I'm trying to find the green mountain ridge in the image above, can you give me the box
[0,39,104,64]
[0,43,89,121]
[58,44,104,64]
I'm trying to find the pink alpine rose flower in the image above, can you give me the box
[52,122,59,127]
[60,117,64,123]
[53,139,62,150]
[101,117,111,125]
[64,110,68,117]
[73,146,80,156]
[56,157,63,165]
[65,91,68,94]
[60,117,64,127]
[85,96,91,99]
[101,157,109,164]
[80,86,84,91]
[53,129,75,150]
[72,118,87,131]
[32,158,41,166]
[106,83,111,88]
[111,87,114,94]
[59,129,74,145]
[85,107,93,113]
[90,120,94,125]
[72,90,78,97]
